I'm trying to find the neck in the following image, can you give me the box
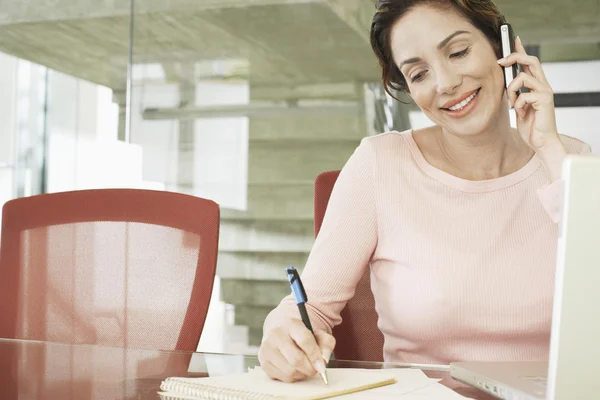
[436,107,533,181]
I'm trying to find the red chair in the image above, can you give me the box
[314,171,384,362]
[0,189,219,352]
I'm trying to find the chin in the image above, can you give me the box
[432,89,505,136]
[452,120,496,137]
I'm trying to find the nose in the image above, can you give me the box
[435,66,462,95]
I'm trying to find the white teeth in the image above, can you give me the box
[448,90,479,111]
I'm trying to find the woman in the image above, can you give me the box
[258,0,591,383]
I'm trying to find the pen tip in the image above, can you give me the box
[321,371,329,385]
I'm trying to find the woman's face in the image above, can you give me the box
[390,5,507,136]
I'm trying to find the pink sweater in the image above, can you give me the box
[264,130,591,364]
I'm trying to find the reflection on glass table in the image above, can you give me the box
[0,339,497,400]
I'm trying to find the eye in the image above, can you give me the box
[410,71,427,83]
[450,47,471,59]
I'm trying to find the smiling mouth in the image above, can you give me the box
[441,88,481,111]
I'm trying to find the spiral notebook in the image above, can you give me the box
[158,367,397,400]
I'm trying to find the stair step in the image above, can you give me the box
[217,251,308,281]
[214,113,360,350]
[174,138,357,190]
[220,214,313,222]
[248,327,263,347]
[234,305,274,329]
[220,278,290,308]
[248,140,358,183]
[220,182,315,221]
[249,112,362,141]
[219,219,315,252]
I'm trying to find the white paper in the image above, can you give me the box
[161,367,468,400]
[339,369,469,399]
[397,381,471,399]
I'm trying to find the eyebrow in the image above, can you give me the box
[398,30,471,71]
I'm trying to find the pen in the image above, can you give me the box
[285,266,329,385]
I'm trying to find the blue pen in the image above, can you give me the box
[286,266,329,385]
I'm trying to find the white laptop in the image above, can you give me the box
[450,155,600,400]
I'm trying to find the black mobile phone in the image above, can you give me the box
[500,23,519,90]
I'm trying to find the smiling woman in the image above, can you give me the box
[372,1,511,145]
[367,0,580,183]
[371,0,506,96]
[259,0,592,385]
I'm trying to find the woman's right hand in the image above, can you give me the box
[258,318,336,383]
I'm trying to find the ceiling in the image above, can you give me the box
[0,0,598,90]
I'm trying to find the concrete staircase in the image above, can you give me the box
[217,101,364,346]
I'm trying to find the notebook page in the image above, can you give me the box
[161,368,397,400]
[246,367,435,395]
[339,370,466,399]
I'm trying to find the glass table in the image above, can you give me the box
[0,339,494,399]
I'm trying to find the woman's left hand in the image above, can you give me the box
[497,36,562,151]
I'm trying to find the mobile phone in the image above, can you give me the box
[500,23,519,90]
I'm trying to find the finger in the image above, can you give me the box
[262,361,289,382]
[513,92,547,119]
[289,321,325,373]
[514,35,527,55]
[498,52,546,83]
[262,360,306,383]
[259,341,305,379]
[514,102,530,120]
[267,336,315,379]
[314,330,336,362]
[275,333,317,377]
[514,37,533,75]
[517,60,531,76]
[506,72,550,107]
[506,72,523,108]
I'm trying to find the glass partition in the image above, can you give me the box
[0,0,134,220]
[1,0,599,355]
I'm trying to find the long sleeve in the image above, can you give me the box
[537,142,592,223]
[263,138,378,336]
[264,130,593,364]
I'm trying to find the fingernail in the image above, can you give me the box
[322,350,331,362]
[516,35,521,43]
[497,58,506,64]
[314,359,325,374]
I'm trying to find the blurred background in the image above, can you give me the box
[0,0,598,355]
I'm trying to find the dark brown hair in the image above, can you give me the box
[370,0,507,100]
